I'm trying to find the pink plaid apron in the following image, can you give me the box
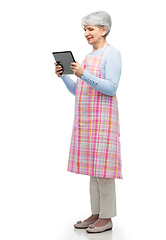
[67,43,122,179]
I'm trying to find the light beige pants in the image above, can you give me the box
[90,176,116,218]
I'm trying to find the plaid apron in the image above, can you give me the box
[67,43,122,179]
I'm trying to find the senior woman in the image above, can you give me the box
[55,11,122,234]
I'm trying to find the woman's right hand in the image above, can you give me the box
[54,62,63,77]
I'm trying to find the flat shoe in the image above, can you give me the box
[86,219,113,233]
[74,220,97,229]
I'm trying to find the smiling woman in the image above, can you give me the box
[83,25,107,51]
[54,10,122,234]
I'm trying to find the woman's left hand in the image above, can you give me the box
[70,61,84,78]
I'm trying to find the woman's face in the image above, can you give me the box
[84,25,106,46]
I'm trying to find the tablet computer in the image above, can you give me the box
[52,51,75,75]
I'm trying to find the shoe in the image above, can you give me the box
[74,220,97,229]
[86,219,113,233]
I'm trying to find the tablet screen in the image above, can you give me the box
[52,51,75,75]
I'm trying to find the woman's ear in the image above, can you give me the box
[102,26,107,36]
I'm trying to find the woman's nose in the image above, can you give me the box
[84,31,89,37]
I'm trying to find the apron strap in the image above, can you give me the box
[83,42,109,69]
[100,42,109,57]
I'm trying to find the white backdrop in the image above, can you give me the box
[0,0,166,239]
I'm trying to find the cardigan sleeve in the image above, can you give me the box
[81,48,122,96]
[60,75,76,96]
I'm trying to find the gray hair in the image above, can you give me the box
[81,11,112,38]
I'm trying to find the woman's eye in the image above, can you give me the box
[84,28,93,32]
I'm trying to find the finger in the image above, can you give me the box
[70,65,75,70]
[56,70,63,76]
[56,66,63,71]
[56,65,62,69]
[56,68,63,73]
[71,62,76,66]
